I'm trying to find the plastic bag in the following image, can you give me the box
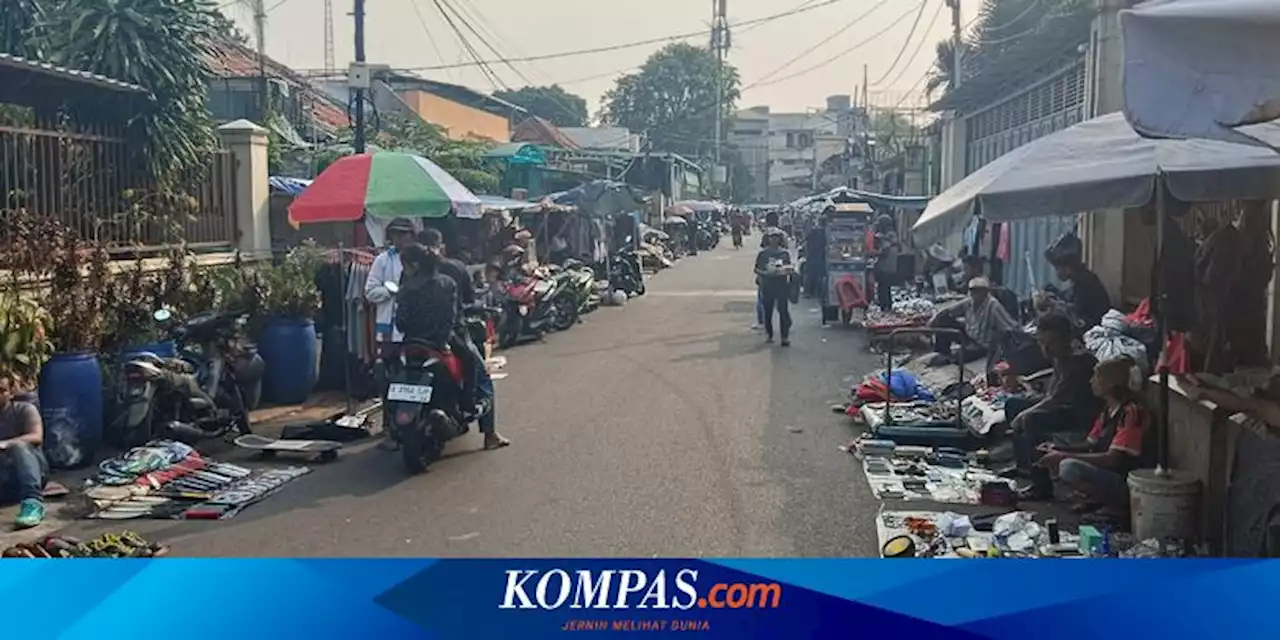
[1084,325,1149,379]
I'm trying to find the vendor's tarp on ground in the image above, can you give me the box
[1122,0,1280,147]
[912,113,1280,245]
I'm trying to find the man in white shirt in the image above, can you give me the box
[365,218,417,357]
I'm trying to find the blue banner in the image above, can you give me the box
[8,558,1270,638]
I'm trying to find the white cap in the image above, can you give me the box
[968,277,991,290]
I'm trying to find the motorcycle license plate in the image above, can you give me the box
[387,383,433,404]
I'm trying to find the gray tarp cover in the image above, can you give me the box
[912,112,1280,245]
[1122,0,1280,147]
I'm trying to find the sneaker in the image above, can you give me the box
[765,334,774,343]
[781,339,791,347]
[14,499,44,529]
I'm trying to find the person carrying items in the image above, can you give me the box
[1039,232,1112,330]
[422,229,510,450]
[928,277,1020,364]
[754,228,794,346]
[1034,357,1152,517]
[0,375,47,528]
[1005,312,1102,500]
[871,215,900,312]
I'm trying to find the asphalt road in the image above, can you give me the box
[64,243,884,557]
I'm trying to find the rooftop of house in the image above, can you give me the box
[511,116,581,149]
[0,52,147,94]
[559,127,640,151]
[205,40,349,130]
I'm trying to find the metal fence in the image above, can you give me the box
[0,122,238,252]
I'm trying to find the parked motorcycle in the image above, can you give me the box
[609,238,646,297]
[695,221,720,251]
[116,308,264,447]
[382,282,497,473]
[553,259,600,323]
[496,270,575,348]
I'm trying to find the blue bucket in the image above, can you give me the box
[37,352,104,469]
[259,317,317,405]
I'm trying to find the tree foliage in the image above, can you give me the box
[0,0,44,58]
[30,0,221,188]
[494,85,589,128]
[309,114,500,194]
[600,43,740,159]
[927,0,1089,100]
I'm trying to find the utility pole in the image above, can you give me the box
[253,0,268,119]
[947,0,963,89]
[323,0,335,74]
[352,0,367,154]
[710,0,730,187]
[861,64,869,111]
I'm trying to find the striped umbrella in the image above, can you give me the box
[288,152,482,225]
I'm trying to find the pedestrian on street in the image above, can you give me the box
[872,214,900,312]
[755,229,794,346]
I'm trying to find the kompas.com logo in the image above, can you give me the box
[498,568,782,610]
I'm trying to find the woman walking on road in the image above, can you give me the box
[755,229,794,346]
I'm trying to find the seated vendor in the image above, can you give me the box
[1006,313,1101,499]
[928,277,1020,364]
[1036,357,1152,515]
[0,375,47,529]
[1045,245,1111,329]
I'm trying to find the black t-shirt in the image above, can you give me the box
[1068,268,1111,328]
[437,257,475,308]
[395,273,458,347]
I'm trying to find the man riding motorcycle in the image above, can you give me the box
[422,229,510,450]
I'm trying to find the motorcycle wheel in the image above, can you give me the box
[400,426,430,474]
[634,277,646,296]
[550,294,578,332]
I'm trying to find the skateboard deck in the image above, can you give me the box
[234,434,342,461]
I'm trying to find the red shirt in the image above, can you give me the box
[1087,401,1149,457]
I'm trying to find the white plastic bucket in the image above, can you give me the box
[1127,468,1200,541]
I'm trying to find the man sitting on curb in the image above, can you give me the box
[0,375,47,529]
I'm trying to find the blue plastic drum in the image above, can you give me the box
[259,317,318,405]
[37,352,104,469]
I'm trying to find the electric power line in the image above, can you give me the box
[750,0,894,87]
[746,0,927,90]
[879,0,946,90]
[381,0,856,72]
[868,0,932,87]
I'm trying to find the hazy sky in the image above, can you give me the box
[224,0,978,115]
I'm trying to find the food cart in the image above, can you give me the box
[822,202,876,325]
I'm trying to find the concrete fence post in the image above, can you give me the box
[217,119,273,257]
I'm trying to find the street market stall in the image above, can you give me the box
[911,110,1280,542]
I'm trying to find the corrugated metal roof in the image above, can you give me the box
[0,53,147,94]
[511,116,581,150]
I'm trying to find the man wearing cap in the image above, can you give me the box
[366,218,417,353]
[929,276,1020,364]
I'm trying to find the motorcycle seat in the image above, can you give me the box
[186,396,215,412]
[401,342,465,383]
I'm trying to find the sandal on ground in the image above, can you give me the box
[483,436,511,451]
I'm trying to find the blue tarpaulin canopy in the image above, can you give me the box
[483,142,547,165]
[269,176,312,195]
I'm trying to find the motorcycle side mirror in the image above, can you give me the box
[384,281,400,295]
[153,309,172,322]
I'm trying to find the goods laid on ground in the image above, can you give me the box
[856,441,1013,504]
[3,531,168,558]
[877,510,1190,559]
[80,440,310,520]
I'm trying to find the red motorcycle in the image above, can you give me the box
[495,273,569,348]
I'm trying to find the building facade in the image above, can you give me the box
[730,95,865,204]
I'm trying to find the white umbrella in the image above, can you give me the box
[1122,0,1280,147]
[912,112,1280,245]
